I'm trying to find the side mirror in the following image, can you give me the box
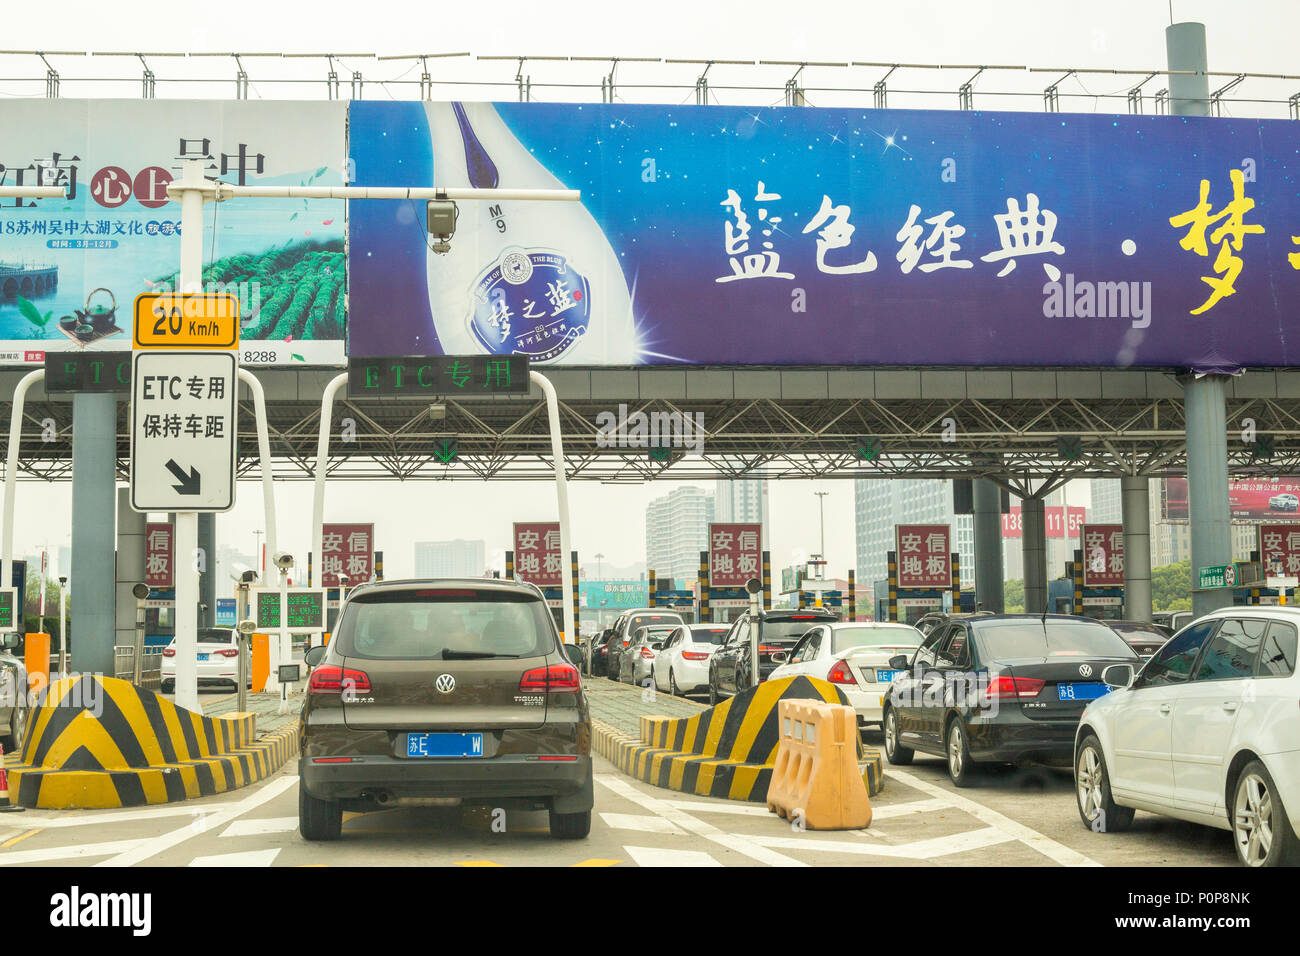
[771,651,788,664]
[651,642,664,651]
[1101,663,1135,689]
[888,654,910,670]
[562,644,585,667]
[304,645,327,668]
[2,633,19,650]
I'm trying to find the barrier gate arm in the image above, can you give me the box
[531,370,576,647]
[2,368,47,591]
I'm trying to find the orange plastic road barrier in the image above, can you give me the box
[24,633,50,702]
[251,634,269,693]
[766,699,872,830]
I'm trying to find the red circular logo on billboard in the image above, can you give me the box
[90,166,133,208]
[133,166,173,208]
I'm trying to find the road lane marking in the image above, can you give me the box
[625,845,722,867]
[220,817,298,838]
[94,774,299,868]
[595,773,807,868]
[1,829,42,847]
[865,798,953,819]
[456,861,505,867]
[0,838,152,865]
[12,801,249,829]
[599,812,684,834]
[749,826,1016,859]
[885,768,1101,867]
[189,848,281,867]
[572,858,623,867]
[665,800,771,816]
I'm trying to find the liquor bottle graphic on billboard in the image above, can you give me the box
[423,101,636,364]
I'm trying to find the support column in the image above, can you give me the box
[70,393,117,675]
[972,478,1004,612]
[114,488,146,652]
[1168,23,1233,616]
[1022,496,1048,614]
[198,512,215,627]
[1121,476,1153,622]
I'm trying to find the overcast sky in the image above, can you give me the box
[6,1,1291,579]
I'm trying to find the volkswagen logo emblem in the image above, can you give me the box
[1078,664,1093,677]
[436,674,456,694]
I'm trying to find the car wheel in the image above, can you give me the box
[882,707,913,766]
[1231,759,1299,867]
[669,669,681,697]
[299,785,342,841]
[549,809,591,840]
[2,702,27,754]
[708,675,719,707]
[1075,734,1134,833]
[946,719,979,788]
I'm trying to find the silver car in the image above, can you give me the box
[620,625,678,685]
[0,634,29,753]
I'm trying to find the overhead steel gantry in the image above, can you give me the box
[2,366,1299,485]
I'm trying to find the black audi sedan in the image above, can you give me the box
[881,614,1139,787]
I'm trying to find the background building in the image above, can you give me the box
[646,486,715,584]
[413,539,487,578]
[715,478,770,542]
[854,479,974,589]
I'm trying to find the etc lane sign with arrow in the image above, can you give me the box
[130,293,239,513]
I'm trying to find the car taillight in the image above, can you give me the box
[827,660,857,685]
[682,651,709,661]
[758,645,784,655]
[640,647,655,658]
[519,663,581,693]
[216,648,239,658]
[162,647,176,658]
[984,675,1045,700]
[308,665,371,695]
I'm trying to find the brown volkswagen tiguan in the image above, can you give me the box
[298,578,593,840]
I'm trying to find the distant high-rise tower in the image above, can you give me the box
[855,479,974,588]
[413,539,487,578]
[715,478,769,543]
[646,487,715,584]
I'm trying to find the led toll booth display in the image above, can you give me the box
[255,590,326,631]
[44,354,134,393]
[348,355,530,397]
[0,588,16,632]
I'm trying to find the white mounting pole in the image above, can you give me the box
[212,185,579,203]
[311,372,349,588]
[530,371,574,645]
[2,369,46,592]
[237,366,281,695]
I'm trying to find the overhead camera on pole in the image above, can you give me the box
[131,583,150,686]
[427,198,458,254]
[746,577,762,687]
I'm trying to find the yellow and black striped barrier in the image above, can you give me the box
[3,675,299,809]
[592,676,884,802]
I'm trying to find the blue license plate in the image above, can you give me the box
[875,669,903,683]
[405,732,484,758]
[1058,682,1110,701]
[197,654,209,662]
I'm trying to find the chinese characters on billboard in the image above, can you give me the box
[1164,477,1300,521]
[708,523,762,589]
[145,521,173,588]
[513,522,563,588]
[1001,505,1087,538]
[895,524,951,589]
[1081,523,1125,587]
[1258,524,1300,576]
[320,523,374,588]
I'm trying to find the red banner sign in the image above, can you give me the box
[320,523,374,587]
[1258,524,1300,577]
[513,522,563,587]
[708,523,762,588]
[1001,505,1087,539]
[895,524,951,589]
[1081,523,1125,586]
[145,522,173,588]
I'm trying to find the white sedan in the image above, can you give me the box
[651,623,730,696]
[769,622,923,729]
[160,627,244,693]
[1075,606,1300,867]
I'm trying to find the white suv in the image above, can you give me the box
[1074,607,1299,867]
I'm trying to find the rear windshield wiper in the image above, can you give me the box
[441,650,521,659]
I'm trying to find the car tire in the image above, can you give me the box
[1075,733,1134,833]
[299,785,342,841]
[708,676,719,707]
[2,701,27,754]
[669,669,681,697]
[1230,759,1299,867]
[946,719,979,788]
[549,809,591,840]
[882,707,913,766]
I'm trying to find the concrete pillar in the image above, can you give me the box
[114,488,146,651]
[1121,476,1153,622]
[1168,24,1233,616]
[70,393,117,675]
[972,479,1004,612]
[1022,496,1048,614]
[198,512,215,627]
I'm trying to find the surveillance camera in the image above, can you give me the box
[240,569,259,584]
[273,552,294,570]
[132,583,151,600]
[745,578,762,596]
[236,619,256,636]
[427,199,457,244]
[429,403,446,421]
[58,575,67,586]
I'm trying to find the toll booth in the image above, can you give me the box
[1047,578,1075,614]
[1067,554,1123,619]
[796,589,843,616]
[654,589,696,624]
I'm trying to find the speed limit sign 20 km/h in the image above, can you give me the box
[133,292,239,350]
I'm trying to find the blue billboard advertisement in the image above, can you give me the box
[0,100,347,367]
[347,101,1300,369]
[581,580,649,610]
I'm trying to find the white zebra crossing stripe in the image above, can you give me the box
[599,813,684,834]
[190,849,282,867]
[624,846,722,867]
[220,817,299,838]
